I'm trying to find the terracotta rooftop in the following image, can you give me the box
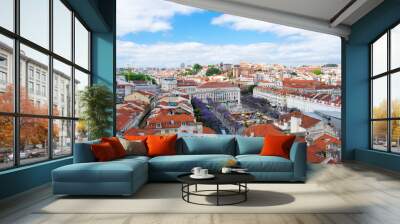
[177,79,198,87]
[146,114,197,129]
[307,134,341,163]
[198,82,237,89]
[202,126,217,134]
[243,124,284,137]
[279,111,321,129]
[136,90,155,97]
[124,128,158,136]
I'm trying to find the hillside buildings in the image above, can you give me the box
[115,62,341,164]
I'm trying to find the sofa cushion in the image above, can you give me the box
[147,135,177,157]
[149,154,235,172]
[260,134,296,159]
[119,138,147,156]
[117,155,150,163]
[101,137,127,158]
[73,140,100,163]
[236,136,264,155]
[91,142,118,162]
[53,158,147,183]
[179,136,236,155]
[236,155,293,172]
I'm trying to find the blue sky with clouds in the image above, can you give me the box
[117,0,341,68]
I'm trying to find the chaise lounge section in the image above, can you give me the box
[52,135,307,196]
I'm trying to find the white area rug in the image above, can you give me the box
[38,183,362,214]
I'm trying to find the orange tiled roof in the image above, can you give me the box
[198,82,236,89]
[146,114,196,129]
[136,90,155,96]
[307,134,340,163]
[202,126,217,134]
[177,80,198,87]
[279,111,320,129]
[124,128,158,136]
[243,124,283,137]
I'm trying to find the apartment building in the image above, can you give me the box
[193,82,241,106]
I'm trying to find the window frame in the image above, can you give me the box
[370,20,400,154]
[0,0,92,171]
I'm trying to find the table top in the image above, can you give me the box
[177,172,255,185]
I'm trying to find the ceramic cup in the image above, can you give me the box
[191,167,202,176]
[221,167,232,174]
[200,169,208,176]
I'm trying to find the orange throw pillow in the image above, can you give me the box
[260,134,296,159]
[101,137,127,158]
[146,135,177,157]
[91,142,117,162]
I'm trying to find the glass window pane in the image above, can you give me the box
[20,44,49,115]
[0,0,14,31]
[391,24,400,70]
[20,0,49,49]
[75,120,88,143]
[372,121,388,151]
[53,0,72,60]
[53,119,72,157]
[53,59,72,117]
[74,18,89,70]
[372,77,387,119]
[391,72,400,118]
[0,116,14,170]
[74,69,89,117]
[372,33,387,76]
[20,117,49,165]
[0,35,14,112]
[391,120,400,153]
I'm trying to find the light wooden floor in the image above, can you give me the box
[1,162,400,224]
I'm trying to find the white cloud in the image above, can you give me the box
[116,3,340,68]
[117,0,201,36]
[211,14,320,38]
[117,35,340,68]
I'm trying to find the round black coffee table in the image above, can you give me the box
[177,173,255,206]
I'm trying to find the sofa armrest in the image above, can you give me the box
[73,140,100,163]
[289,142,307,181]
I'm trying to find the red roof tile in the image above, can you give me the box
[308,134,341,163]
[198,82,236,89]
[279,111,320,129]
[146,114,196,129]
[243,124,283,137]
[202,126,217,134]
[124,128,158,136]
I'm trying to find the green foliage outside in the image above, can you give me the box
[79,84,114,140]
[179,64,203,76]
[323,64,338,67]
[192,64,202,74]
[123,71,156,84]
[312,69,323,75]
[206,66,222,76]
[180,68,194,76]
[373,99,400,141]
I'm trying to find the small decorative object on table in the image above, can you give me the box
[190,167,214,179]
[221,159,242,173]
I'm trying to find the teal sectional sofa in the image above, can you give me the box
[52,135,307,196]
